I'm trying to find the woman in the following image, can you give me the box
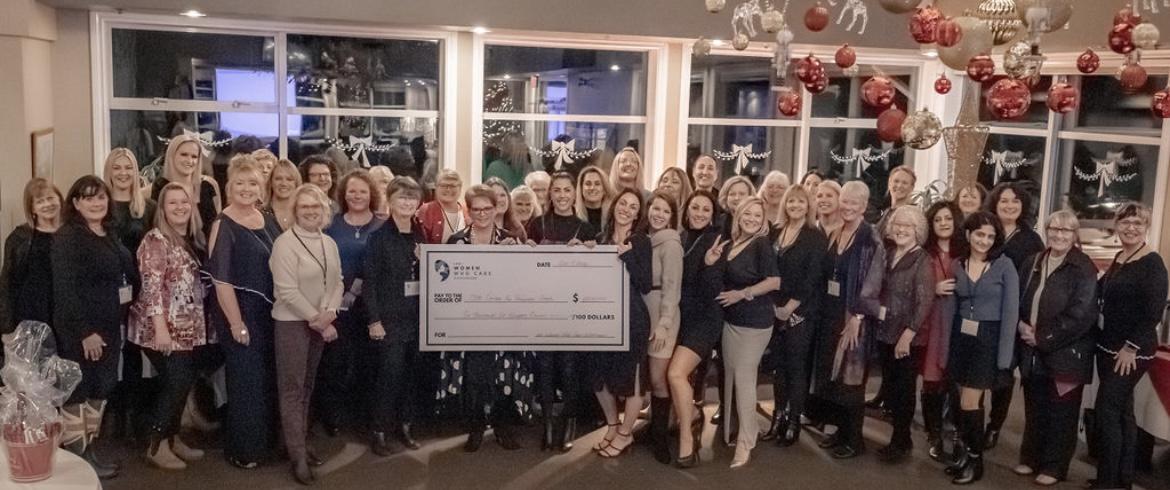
[873,205,934,464]
[485,177,527,241]
[417,169,464,244]
[526,172,596,452]
[868,166,916,224]
[318,170,386,436]
[1092,203,1168,490]
[524,170,551,212]
[666,190,722,467]
[801,170,825,194]
[1014,210,1097,486]
[510,185,541,228]
[716,176,756,237]
[53,175,140,479]
[151,134,221,238]
[921,201,965,461]
[941,211,1019,485]
[207,156,284,469]
[439,185,534,452]
[1,179,62,338]
[266,159,302,231]
[644,191,684,464]
[757,171,790,227]
[983,182,1044,450]
[576,165,613,232]
[761,185,827,447]
[656,167,693,212]
[252,149,278,186]
[815,180,844,237]
[271,184,343,485]
[590,188,652,459]
[485,132,530,189]
[956,183,988,219]
[368,166,395,221]
[704,196,780,468]
[690,155,720,194]
[128,182,208,470]
[300,155,338,200]
[608,147,649,201]
[812,181,884,460]
[364,177,426,455]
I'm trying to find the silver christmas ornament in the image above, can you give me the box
[1003,41,1044,86]
[1134,23,1161,50]
[706,0,727,13]
[902,109,944,150]
[732,33,751,50]
[761,9,785,33]
[976,0,1023,45]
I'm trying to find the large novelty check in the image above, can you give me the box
[419,244,629,351]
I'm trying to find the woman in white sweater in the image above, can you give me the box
[270,184,343,485]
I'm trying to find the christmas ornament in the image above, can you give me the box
[878,0,920,14]
[1110,23,1136,55]
[530,139,601,171]
[936,17,963,48]
[1076,49,1100,74]
[796,54,824,83]
[966,55,996,82]
[1153,88,1170,118]
[693,37,713,57]
[707,0,728,13]
[902,109,944,150]
[1003,41,1044,87]
[1119,62,1149,93]
[1016,0,1073,35]
[976,0,1022,45]
[835,43,857,68]
[983,150,1036,185]
[862,76,896,108]
[1046,82,1079,113]
[715,144,772,174]
[939,17,993,71]
[761,9,785,33]
[733,0,763,39]
[732,33,751,50]
[1134,23,1161,50]
[909,5,943,44]
[832,0,870,35]
[1115,5,1142,27]
[935,73,953,94]
[777,88,802,116]
[1142,0,1170,14]
[1074,151,1138,198]
[986,78,1032,119]
[878,107,908,143]
[804,75,829,94]
[772,27,796,77]
[805,3,830,31]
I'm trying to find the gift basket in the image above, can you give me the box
[0,321,81,482]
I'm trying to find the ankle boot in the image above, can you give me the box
[778,415,801,447]
[650,396,672,464]
[370,431,395,457]
[558,417,577,453]
[147,433,187,470]
[760,401,785,441]
[83,401,119,478]
[397,423,420,450]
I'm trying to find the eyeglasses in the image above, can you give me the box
[1117,219,1146,230]
[1046,226,1076,235]
[469,207,495,215]
[891,222,916,230]
[437,183,460,190]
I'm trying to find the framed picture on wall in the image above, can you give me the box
[31,128,54,181]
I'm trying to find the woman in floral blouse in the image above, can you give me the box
[128,182,209,471]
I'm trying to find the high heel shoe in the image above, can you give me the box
[675,428,702,469]
[598,429,633,458]
[592,423,620,451]
[777,418,800,447]
[558,417,577,453]
[729,444,751,469]
[760,409,785,442]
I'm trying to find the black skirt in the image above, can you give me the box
[949,317,1003,390]
[676,299,721,359]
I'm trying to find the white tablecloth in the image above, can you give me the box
[0,449,100,489]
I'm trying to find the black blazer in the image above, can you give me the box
[1018,247,1098,384]
[51,221,139,360]
[363,220,425,343]
[0,225,34,334]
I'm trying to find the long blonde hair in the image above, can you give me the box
[154,182,206,258]
[576,165,613,223]
[731,196,768,244]
[267,159,303,204]
[608,147,645,193]
[103,148,147,218]
[164,134,205,208]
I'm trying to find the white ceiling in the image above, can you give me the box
[37,0,1170,53]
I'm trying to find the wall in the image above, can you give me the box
[51,8,92,192]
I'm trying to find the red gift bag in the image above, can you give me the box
[3,421,60,483]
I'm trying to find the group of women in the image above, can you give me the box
[0,140,1165,489]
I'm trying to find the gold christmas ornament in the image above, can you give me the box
[761,9,785,33]
[943,79,991,195]
[707,0,727,13]
[1016,0,1073,35]
[976,0,1023,45]
[693,37,713,57]
[938,17,994,71]
[732,33,751,50]
[1134,23,1161,50]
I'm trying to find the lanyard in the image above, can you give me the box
[442,204,462,233]
[963,258,991,282]
[292,229,328,287]
[1101,242,1145,299]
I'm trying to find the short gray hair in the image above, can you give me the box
[1046,209,1080,232]
[841,180,870,204]
[886,205,928,246]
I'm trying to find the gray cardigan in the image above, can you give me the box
[940,254,1020,370]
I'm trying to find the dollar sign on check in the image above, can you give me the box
[572,293,579,303]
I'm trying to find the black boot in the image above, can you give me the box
[541,416,556,451]
[952,409,984,485]
[370,431,396,457]
[397,423,420,450]
[922,392,945,462]
[464,429,484,452]
[558,417,577,453]
[760,403,785,442]
[650,396,672,464]
[778,415,801,447]
[494,423,522,450]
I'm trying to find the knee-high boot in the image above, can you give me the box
[650,396,672,464]
[952,408,984,485]
[761,381,785,442]
[922,391,945,462]
[80,401,118,479]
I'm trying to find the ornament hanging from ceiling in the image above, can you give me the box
[733,33,751,50]
[1119,61,1149,93]
[936,17,963,48]
[828,0,869,35]
[943,80,991,195]
[805,2,831,31]
[777,87,802,116]
[1076,49,1100,74]
[878,106,908,143]
[1110,23,1137,54]
[862,76,896,108]
[1046,82,1079,113]
[1142,0,1170,14]
[935,74,953,94]
[966,55,996,82]
[1152,87,1170,118]
[805,75,829,94]
[939,17,993,71]
[761,8,785,32]
[835,43,857,68]
[796,54,825,83]
[772,26,796,77]
[1134,23,1161,50]
[877,0,919,14]
[986,78,1032,119]
[1016,0,1073,36]
[693,37,713,56]
[1115,5,1142,27]
[733,0,763,40]
[976,0,1022,45]
[902,109,944,150]
[909,5,943,44]
[707,0,728,13]
[1003,41,1044,87]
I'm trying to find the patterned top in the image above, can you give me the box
[128,229,208,351]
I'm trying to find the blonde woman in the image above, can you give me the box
[609,147,648,201]
[151,134,221,237]
[105,148,157,254]
[644,191,684,464]
[575,165,613,232]
[656,167,693,217]
[368,166,395,221]
[816,180,844,237]
[265,159,302,231]
[251,149,278,185]
[716,176,756,236]
[510,185,541,227]
[757,171,790,227]
[524,170,552,211]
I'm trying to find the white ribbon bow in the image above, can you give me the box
[550,139,576,171]
[1095,159,1118,198]
[182,129,215,158]
[851,147,872,177]
[732,144,753,173]
[348,135,373,168]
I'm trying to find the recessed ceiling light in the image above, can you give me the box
[610,64,621,71]
[921,48,939,58]
[503,74,511,80]
[180,9,205,18]
[472,26,490,34]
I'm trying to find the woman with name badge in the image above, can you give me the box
[417,169,465,245]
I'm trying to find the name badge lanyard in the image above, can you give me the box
[830,226,859,281]
[1099,242,1145,315]
[292,230,329,289]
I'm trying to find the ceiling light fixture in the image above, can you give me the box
[610,64,621,71]
[180,9,205,18]
[503,74,511,80]
[472,26,490,34]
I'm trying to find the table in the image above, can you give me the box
[0,449,100,489]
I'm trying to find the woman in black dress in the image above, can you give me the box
[591,188,653,458]
[151,134,220,238]
[983,182,1043,449]
[207,156,283,469]
[666,189,721,467]
[761,185,827,448]
[942,211,1019,485]
[1,178,62,338]
[53,175,140,480]
[1092,203,1169,490]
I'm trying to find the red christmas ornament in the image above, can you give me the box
[804,74,829,94]
[877,107,907,143]
[796,54,824,84]
[1119,63,1149,93]
[1077,49,1101,74]
[934,73,953,94]
[1115,6,1142,28]
[966,55,995,82]
[909,5,943,44]
[1046,82,1079,114]
[1110,23,1136,54]
[861,76,896,108]
[805,4,830,32]
[835,44,857,69]
[986,78,1031,120]
[777,89,802,117]
[1152,88,1170,118]
[935,17,963,48]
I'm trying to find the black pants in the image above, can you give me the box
[315,310,366,428]
[221,321,275,463]
[464,352,519,431]
[537,352,580,418]
[830,384,866,449]
[369,339,420,432]
[65,340,121,405]
[1020,374,1083,480]
[773,322,815,418]
[880,342,922,449]
[1094,354,1151,489]
[142,349,197,437]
